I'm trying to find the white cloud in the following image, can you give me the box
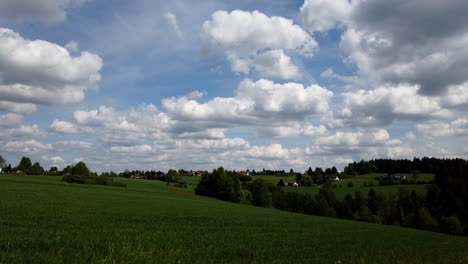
[0,113,24,128]
[4,140,53,153]
[0,125,47,139]
[111,144,154,154]
[317,129,390,147]
[54,140,93,150]
[335,1,468,95]
[201,10,316,79]
[257,123,327,138]
[0,27,102,106]
[253,50,302,80]
[164,12,184,39]
[338,84,450,127]
[0,101,37,114]
[300,0,354,32]
[416,119,468,137]
[202,10,317,56]
[50,120,78,134]
[163,79,333,129]
[64,40,79,53]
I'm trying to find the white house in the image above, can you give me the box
[328,176,340,181]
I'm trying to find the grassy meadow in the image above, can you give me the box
[1,173,467,264]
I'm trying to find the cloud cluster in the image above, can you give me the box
[163,79,333,129]
[201,10,316,79]
[301,0,468,96]
[0,28,102,107]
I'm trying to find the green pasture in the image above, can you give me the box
[1,174,467,264]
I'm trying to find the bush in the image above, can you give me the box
[195,167,242,202]
[61,162,126,187]
[439,216,463,235]
[347,181,354,188]
[417,208,439,232]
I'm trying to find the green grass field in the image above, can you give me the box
[1,174,467,264]
[354,173,435,182]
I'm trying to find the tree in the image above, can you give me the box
[71,162,90,175]
[277,179,285,187]
[30,162,45,175]
[0,155,5,168]
[17,156,32,172]
[439,216,463,235]
[250,179,273,207]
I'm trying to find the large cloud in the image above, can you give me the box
[163,79,333,131]
[300,0,353,32]
[0,0,88,22]
[302,0,468,95]
[201,10,316,79]
[337,84,450,127]
[0,27,102,107]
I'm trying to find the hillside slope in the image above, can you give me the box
[1,174,467,264]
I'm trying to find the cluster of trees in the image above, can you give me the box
[0,155,125,188]
[299,166,340,185]
[1,156,49,175]
[251,168,296,176]
[344,157,460,176]
[195,168,243,202]
[118,169,204,182]
[196,158,468,236]
[62,161,126,187]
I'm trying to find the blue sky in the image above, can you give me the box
[0,0,467,172]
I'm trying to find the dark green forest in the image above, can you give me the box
[196,158,468,236]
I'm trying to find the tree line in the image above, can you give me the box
[196,158,468,236]
[343,157,459,175]
[0,156,125,187]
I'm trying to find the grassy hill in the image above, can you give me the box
[1,174,467,264]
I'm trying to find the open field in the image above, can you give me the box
[1,174,467,264]
[250,175,297,184]
[354,173,435,182]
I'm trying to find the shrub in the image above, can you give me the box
[439,216,463,235]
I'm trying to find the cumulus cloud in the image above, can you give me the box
[253,50,302,80]
[0,101,37,114]
[164,79,333,129]
[111,144,154,154]
[300,0,468,95]
[300,0,354,32]
[0,125,47,139]
[317,129,390,147]
[0,0,88,22]
[0,27,102,106]
[201,10,316,79]
[54,140,93,150]
[202,10,317,56]
[330,0,468,95]
[416,119,468,137]
[257,123,327,138]
[338,84,450,127]
[64,40,79,53]
[4,140,53,153]
[0,113,24,128]
[50,120,78,133]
